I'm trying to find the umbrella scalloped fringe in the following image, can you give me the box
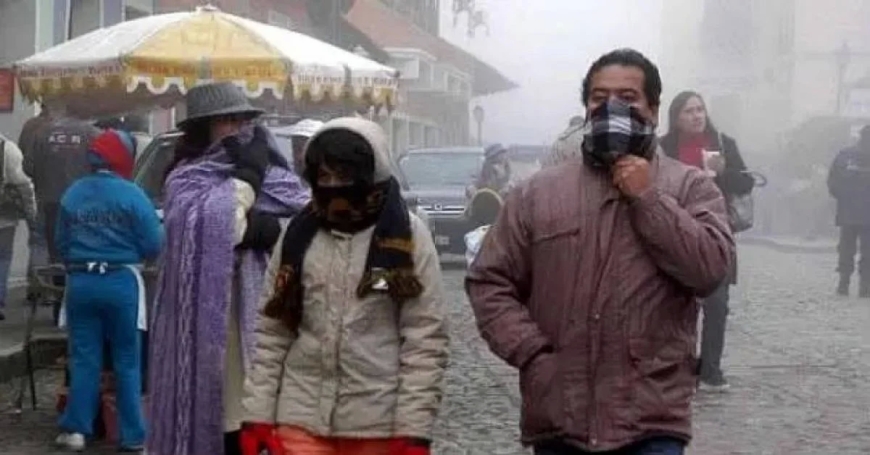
[126,75,284,98]
[18,74,398,111]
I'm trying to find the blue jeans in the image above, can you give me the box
[535,437,686,455]
[58,269,145,447]
[0,225,17,306]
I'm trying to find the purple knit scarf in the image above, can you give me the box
[147,125,308,455]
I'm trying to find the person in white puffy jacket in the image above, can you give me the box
[0,134,37,321]
[241,118,448,455]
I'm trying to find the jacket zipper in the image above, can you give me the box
[584,197,618,448]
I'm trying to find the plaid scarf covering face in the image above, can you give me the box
[582,99,657,170]
[264,176,423,334]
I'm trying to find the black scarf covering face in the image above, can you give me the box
[581,98,657,170]
[263,176,423,334]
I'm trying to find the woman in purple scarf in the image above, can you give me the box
[147,82,309,455]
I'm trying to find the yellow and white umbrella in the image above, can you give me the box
[14,5,399,117]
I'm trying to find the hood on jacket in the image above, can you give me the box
[302,117,392,184]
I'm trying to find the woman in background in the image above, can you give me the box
[660,91,755,393]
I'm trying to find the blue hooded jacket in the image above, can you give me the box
[55,130,163,264]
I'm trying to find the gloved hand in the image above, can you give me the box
[224,127,272,194]
[238,211,282,252]
[239,422,284,455]
[389,438,431,455]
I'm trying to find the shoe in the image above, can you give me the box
[118,446,146,453]
[837,277,850,296]
[55,432,86,452]
[698,377,730,393]
[0,310,5,321]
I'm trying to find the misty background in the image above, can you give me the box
[442,0,870,240]
[441,0,663,145]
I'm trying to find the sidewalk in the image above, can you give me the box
[738,234,837,254]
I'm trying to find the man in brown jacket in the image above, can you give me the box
[466,49,734,455]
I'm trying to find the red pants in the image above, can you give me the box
[276,426,393,455]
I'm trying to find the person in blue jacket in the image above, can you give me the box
[53,129,163,453]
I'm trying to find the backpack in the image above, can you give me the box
[0,138,27,220]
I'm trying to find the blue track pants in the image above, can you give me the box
[58,268,145,448]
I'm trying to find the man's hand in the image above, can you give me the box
[613,155,652,198]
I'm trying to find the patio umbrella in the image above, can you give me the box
[14,5,399,118]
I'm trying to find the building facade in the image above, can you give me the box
[347,0,514,155]
[0,0,159,139]
[660,0,870,155]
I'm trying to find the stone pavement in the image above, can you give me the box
[1,244,869,454]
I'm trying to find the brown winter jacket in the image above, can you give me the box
[465,153,734,452]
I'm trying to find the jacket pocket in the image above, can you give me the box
[628,338,696,426]
[519,352,561,435]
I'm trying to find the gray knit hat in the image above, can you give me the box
[178,82,264,128]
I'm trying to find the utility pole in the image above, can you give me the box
[835,41,851,115]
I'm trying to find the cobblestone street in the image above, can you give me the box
[1,244,869,454]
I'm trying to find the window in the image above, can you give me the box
[409,122,424,148]
[399,150,484,190]
[124,6,149,21]
[701,0,754,64]
[776,1,795,56]
[418,61,433,86]
[69,0,101,39]
[268,10,293,30]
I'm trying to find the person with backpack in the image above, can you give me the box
[659,90,755,393]
[0,133,37,321]
[240,117,448,455]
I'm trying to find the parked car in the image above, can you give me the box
[398,146,484,254]
[133,127,428,225]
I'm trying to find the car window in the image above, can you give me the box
[399,152,483,190]
[272,134,294,165]
[134,134,180,205]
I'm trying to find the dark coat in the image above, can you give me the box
[660,132,755,197]
[828,147,870,227]
[660,131,752,285]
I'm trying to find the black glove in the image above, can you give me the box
[224,127,271,194]
[238,211,281,252]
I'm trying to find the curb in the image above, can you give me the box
[738,236,836,254]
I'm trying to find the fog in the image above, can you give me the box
[441,0,662,145]
[443,0,870,240]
